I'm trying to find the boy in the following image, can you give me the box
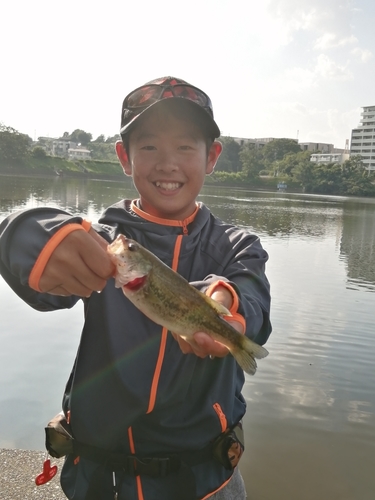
[0,77,271,499]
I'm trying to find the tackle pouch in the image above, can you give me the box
[45,412,74,458]
[212,422,244,470]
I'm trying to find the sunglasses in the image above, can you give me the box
[121,83,214,125]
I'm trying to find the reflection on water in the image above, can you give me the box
[200,191,344,241]
[340,200,375,292]
[1,176,375,499]
[0,174,138,218]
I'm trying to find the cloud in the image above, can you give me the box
[314,33,358,50]
[350,47,373,63]
[271,53,352,96]
[267,0,321,33]
[314,54,353,80]
[281,67,317,91]
[268,0,356,32]
[267,0,368,58]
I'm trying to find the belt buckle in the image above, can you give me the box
[127,456,173,477]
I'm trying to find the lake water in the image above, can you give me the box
[0,175,374,500]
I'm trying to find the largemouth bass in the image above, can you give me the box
[107,234,268,375]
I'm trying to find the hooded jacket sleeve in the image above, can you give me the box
[0,208,86,311]
[191,225,272,346]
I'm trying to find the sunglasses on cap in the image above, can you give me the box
[120,82,216,135]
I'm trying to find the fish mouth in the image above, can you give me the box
[154,181,183,191]
[123,275,147,291]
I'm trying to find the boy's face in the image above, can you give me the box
[116,107,222,220]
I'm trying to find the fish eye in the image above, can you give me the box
[128,242,137,251]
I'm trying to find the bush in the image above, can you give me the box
[31,146,47,158]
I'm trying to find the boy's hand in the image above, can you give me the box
[172,286,244,359]
[38,228,115,297]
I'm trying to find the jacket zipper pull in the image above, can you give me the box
[113,471,118,500]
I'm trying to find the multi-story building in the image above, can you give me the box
[37,137,78,156]
[232,137,296,148]
[52,139,78,156]
[310,152,350,165]
[36,137,91,159]
[350,106,375,172]
[299,142,334,153]
[68,148,91,160]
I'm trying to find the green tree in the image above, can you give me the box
[240,144,264,179]
[31,146,47,158]
[89,142,118,162]
[215,137,241,172]
[68,129,93,146]
[313,162,344,194]
[341,155,365,175]
[262,138,301,166]
[291,155,375,196]
[291,158,316,192]
[278,150,312,177]
[93,134,105,143]
[0,124,31,163]
[105,134,120,143]
[341,156,375,196]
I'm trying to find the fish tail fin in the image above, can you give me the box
[231,336,269,375]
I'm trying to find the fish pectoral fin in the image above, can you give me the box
[202,294,232,316]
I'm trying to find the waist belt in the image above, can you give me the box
[73,440,214,478]
[72,441,210,500]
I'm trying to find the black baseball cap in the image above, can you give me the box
[120,76,220,139]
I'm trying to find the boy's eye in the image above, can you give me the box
[141,145,156,151]
[179,145,193,150]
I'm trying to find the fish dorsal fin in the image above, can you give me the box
[202,293,232,317]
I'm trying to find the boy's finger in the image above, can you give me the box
[40,252,108,295]
[76,232,115,279]
[88,228,111,251]
[193,332,229,358]
[171,333,195,354]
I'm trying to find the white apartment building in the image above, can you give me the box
[350,106,375,172]
[310,153,350,165]
[37,137,78,156]
[68,148,91,160]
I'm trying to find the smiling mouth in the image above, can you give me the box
[155,181,182,191]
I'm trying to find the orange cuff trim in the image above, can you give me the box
[205,280,246,332]
[223,312,246,332]
[29,221,92,292]
[81,219,92,231]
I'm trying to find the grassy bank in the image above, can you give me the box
[0,155,123,179]
[0,155,302,191]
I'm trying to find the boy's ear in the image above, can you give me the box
[115,140,132,176]
[206,141,223,175]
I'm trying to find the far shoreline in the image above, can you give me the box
[0,167,300,193]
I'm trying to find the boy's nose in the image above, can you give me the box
[155,153,179,171]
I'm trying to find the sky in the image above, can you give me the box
[1,0,374,149]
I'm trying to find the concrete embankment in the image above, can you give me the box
[0,449,65,499]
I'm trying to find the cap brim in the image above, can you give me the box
[120,98,220,139]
